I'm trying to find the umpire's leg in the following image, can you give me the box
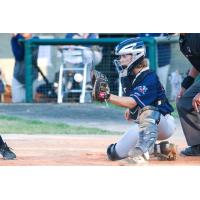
[176,81,200,146]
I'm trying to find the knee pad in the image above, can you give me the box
[106,143,123,161]
[139,106,160,125]
[135,106,161,155]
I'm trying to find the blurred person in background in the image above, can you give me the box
[11,33,39,102]
[0,62,16,159]
[0,67,6,102]
[169,69,182,101]
[65,33,102,89]
[0,78,16,159]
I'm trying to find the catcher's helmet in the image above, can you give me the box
[114,38,146,77]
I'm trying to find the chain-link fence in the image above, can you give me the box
[21,36,193,103]
[154,37,192,101]
[22,37,155,103]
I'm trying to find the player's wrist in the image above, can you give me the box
[106,93,111,102]
[181,75,195,89]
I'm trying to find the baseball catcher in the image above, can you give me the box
[93,38,177,164]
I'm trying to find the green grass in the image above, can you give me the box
[0,101,178,135]
[170,101,179,118]
[0,115,121,135]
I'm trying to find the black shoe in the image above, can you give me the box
[181,145,200,156]
[0,143,16,160]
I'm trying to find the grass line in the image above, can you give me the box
[0,115,121,135]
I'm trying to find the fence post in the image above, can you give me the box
[24,39,33,102]
[147,37,157,71]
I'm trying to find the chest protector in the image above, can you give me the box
[121,70,154,119]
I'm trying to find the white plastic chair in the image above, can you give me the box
[57,46,92,103]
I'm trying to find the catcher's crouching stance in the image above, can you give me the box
[93,38,177,164]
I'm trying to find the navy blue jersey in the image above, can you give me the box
[11,34,39,62]
[11,34,39,84]
[121,69,174,116]
[11,34,25,61]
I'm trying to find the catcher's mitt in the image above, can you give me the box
[92,71,110,102]
[154,141,177,161]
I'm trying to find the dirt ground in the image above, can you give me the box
[0,103,200,166]
[0,134,200,166]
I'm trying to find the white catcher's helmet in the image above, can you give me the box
[114,38,146,77]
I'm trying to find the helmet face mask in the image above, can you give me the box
[114,38,146,77]
[114,54,133,77]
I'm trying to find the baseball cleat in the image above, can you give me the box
[0,142,16,160]
[128,148,149,164]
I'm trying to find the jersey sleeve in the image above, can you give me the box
[129,74,159,108]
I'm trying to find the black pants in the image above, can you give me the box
[176,81,200,146]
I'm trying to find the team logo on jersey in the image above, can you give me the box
[135,85,148,95]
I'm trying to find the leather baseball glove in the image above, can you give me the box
[92,71,110,102]
[154,141,177,161]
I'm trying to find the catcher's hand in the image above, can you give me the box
[154,141,177,161]
[92,77,110,102]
